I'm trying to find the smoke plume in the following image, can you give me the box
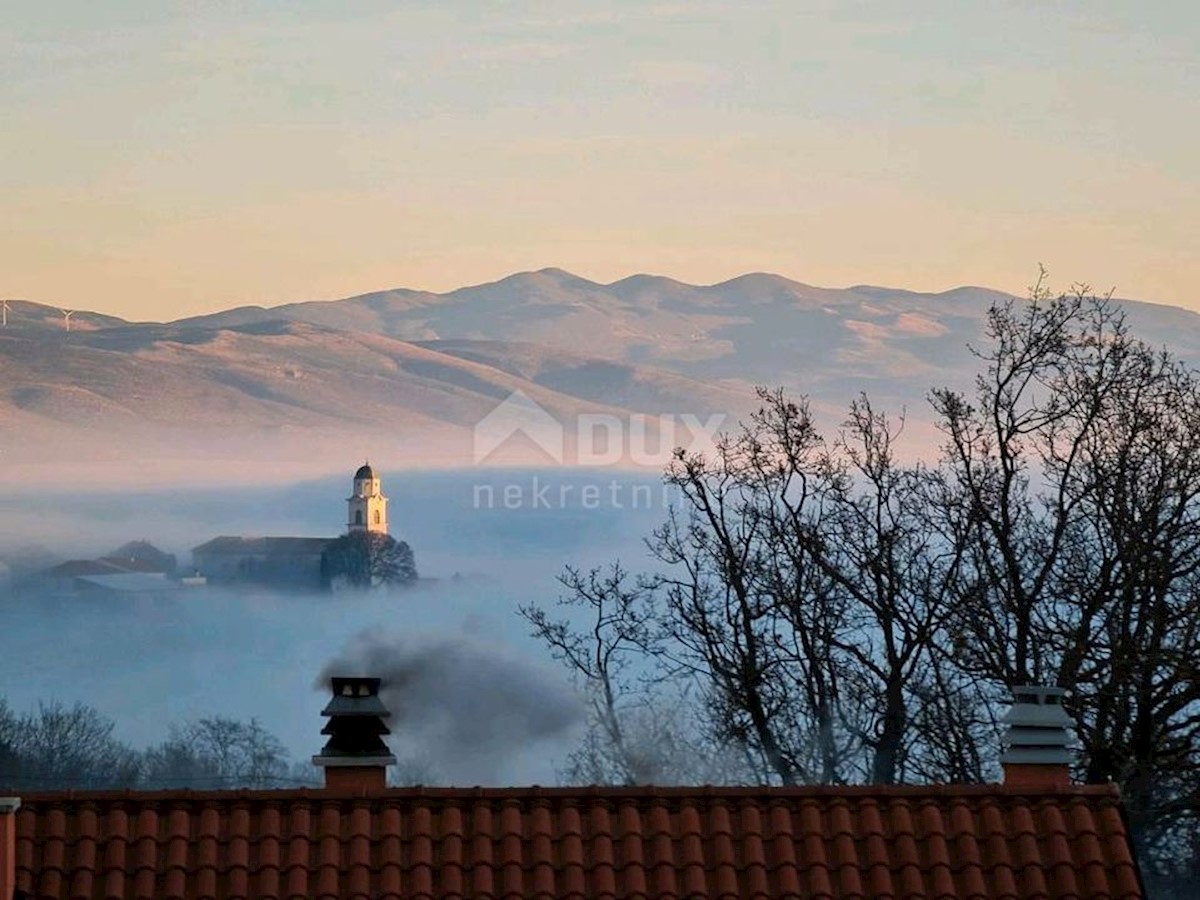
[318,629,585,785]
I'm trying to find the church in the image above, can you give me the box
[192,463,393,589]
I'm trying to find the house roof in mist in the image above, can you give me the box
[75,572,177,594]
[43,553,174,580]
[192,536,334,555]
[102,540,176,569]
[42,559,130,578]
[9,783,1143,900]
[97,556,172,574]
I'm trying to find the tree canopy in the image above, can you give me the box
[0,698,305,791]
[321,532,418,590]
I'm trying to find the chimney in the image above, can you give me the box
[0,797,19,900]
[312,676,397,791]
[1001,685,1073,789]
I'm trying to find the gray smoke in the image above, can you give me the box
[318,629,586,785]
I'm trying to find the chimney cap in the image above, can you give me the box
[321,677,392,717]
[1001,684,1073,770]
[330,676,383,696]
[314,675,396,779]
[321,694,391,718]
[1010,684,1067,702]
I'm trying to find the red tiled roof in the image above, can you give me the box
[10,784,1143,900]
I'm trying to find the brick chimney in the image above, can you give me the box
[1001,685,1073,789]
[312,676,396,791]
[0,797,19,900]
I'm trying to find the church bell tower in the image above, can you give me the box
[348,462,389,534]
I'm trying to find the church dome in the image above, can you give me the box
[355,463,376,480]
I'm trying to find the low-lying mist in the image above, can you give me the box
[0,467,674,785]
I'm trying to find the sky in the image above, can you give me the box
[3,1,1198,321]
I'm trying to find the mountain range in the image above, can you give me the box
[3,269,1199,486]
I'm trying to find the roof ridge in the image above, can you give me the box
[11,782,1125,802]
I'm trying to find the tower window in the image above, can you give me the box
[374,510,381,525]
[355,510,363,526]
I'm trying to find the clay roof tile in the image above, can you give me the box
[587,803,617,900]
[497,803,524,900]
[557,801,586,883]
[856,799,893,899]
[947,799,988,899]
[771,801,804,898]
[702,802,735,900]
[827,800,864,898]
[917,801,955,900]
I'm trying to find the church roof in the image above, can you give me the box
[191,537,334,556]
[355,463,377,480]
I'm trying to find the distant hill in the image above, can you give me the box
[3,270,1199,485]
[0,299,129,333]
[168,268,1200,398]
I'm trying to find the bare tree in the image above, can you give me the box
[0,697,298,792]
[521,564,666,784]
[321,532,418,590]
[387,752,442,786]
[796,397,966,783]
[649,396,845,785]
[160,716,290,788]
[525,274,1200,881]
[140,738,223,789]
[931,278,1200,876]
[536,390,977,787]
[646,390,977,786]
[0,700,141,789]
[522,564,759,785]
[0,699,22,782]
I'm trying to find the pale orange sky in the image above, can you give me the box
[3,2,1198,320]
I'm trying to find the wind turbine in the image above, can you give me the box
[60,309,75,332]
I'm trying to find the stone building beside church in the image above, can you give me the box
[192,463,390,589]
